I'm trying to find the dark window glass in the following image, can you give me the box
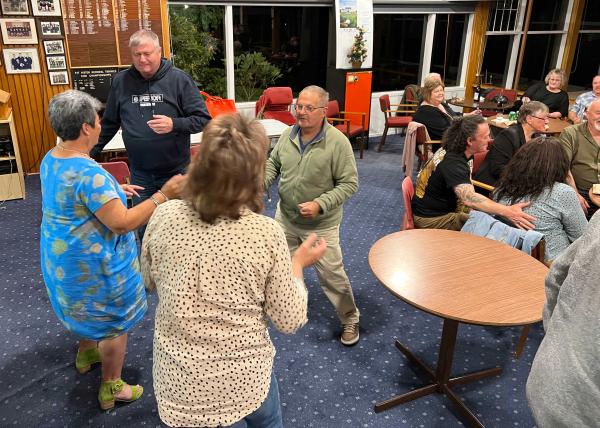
[517,34,561,90]
[529,0,567,31]
[232,6,328,101]
[169,5,226,97]
[481,35,511,87]
[430,14,467,86]
[372,14,425,92]
[488,0,519,32]
[581,0,600,30]
[568,33,600,89]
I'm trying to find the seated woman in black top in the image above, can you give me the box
[474,101,549,186]
[521,69,569,118]
[413,80,480,141]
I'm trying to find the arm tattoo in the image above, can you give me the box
[455,183,487,205]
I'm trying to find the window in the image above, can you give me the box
[169,5,226,97]
[372,14,426,92]
[528,0,567,31]
[518,34,561,89]
[482,0,569,90]
[569,0,600,89]
[481,35,512,87]
[430,14,468,87]
[232,6,329,101]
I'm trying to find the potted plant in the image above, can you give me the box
[347,27,367,68]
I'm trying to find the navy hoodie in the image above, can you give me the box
[93,59,211,174]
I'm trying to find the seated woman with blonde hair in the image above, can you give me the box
[413,79,481,140]
[141,113,326,427]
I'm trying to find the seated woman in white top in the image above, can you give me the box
[141,114,326,428]
[493,136,588,263]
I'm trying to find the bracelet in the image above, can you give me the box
[150,195,161,207]
[157,190,169,201]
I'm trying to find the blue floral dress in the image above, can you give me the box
[40,152,147,340]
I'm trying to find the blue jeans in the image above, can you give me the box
[130,166,186,241]
[228,371,283,428]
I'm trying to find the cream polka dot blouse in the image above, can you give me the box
[141,200,308,427]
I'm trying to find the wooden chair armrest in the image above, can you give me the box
[340,111,366,117]
[328,117,351,123]
[427,139,442,145]
[471,179,495,192]
[390,103,419,107]
[385,109,415,114]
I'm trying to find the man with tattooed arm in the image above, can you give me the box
[412,115,535,230]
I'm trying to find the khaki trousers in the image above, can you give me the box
[275,209,360,325]
[413,212,470,231]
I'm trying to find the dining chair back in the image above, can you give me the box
[376,94,416,152]
[257,87,296,125]
[401,176,415,230]
[100,161,130,185]
[482,89,517,117]
[326,100,367,159]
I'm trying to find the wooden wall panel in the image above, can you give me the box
[464,1,490,101]
[0,43,69,174]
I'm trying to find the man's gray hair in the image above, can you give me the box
[518,100,549,124]
[48,90,101,141]
[129,29,160,49]
[300,85,329,106]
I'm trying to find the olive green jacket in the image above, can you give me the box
[265,120,358,229]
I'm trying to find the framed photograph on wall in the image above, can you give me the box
[2,48,41,74]
[38,19,63,38]
[31,0,61,16]
[1,0,29,15]
[49,71,69,85]
[43,39,64,55]
[46,55,66,70]
[0,18,38,45]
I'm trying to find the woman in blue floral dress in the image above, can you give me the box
[40,90,184,410]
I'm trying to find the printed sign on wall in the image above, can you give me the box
[335,0,373,69]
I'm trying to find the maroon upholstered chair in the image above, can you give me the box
[326,100,367,159]
[481,88,517,117]
[256,87,296,125]
[100,161,130,185]
[401,176,415,230]
[377,94,417,152]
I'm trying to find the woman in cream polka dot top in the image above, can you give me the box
[141,114,326,427]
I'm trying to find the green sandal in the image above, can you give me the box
[98,379,143,410]
[75,347,101,374]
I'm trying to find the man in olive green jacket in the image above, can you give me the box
[265,85,360,345]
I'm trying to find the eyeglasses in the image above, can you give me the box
[294,104,327,113]
[530,115,549,121]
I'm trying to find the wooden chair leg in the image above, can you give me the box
[377,125,389,152]
[513,325,530,359]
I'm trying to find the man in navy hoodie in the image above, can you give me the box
[91,29,211,238]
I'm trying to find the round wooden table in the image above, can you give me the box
[488,114,569,135]
[369,229,548,427]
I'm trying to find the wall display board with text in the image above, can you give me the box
[64,0,163,67]
[335,0,373,69]
[71,66,128,102]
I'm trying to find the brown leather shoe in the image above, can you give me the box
[341,323,359,346]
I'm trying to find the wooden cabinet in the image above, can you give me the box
[0,112,25,200]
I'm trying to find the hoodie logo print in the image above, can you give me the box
[132,94,163,107]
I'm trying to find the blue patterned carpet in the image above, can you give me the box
[0,135,540,427]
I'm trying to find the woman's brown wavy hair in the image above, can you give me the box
[492,136,569,204]
[184,114,269,223]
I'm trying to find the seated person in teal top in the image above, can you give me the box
[40,90,184,410]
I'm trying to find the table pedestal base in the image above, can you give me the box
[374,319,502,428]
